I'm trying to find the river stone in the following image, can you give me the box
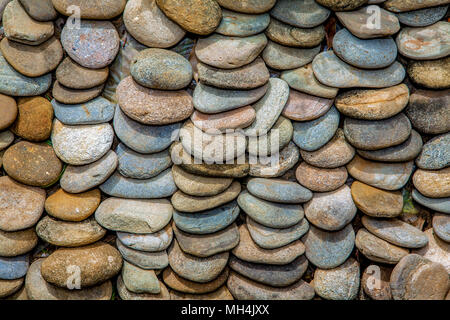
[0,254,29,280]
[193,82,268,114]
[314,258,360,300]
[52,81,104,105]
[296,162,348,192]
[247,178,312,204]
[56,57,109,90]
[45,189,100,222]
[412,189,450,214]
[263,40,320,70]
[416,133,449,170]
[197,58,269,90]
[131,48,192,90]
[173,222,239,258]
[5,285,28,300]
[61,20,119,69]
[351,181,402,218]
[0,228,37,257]
[293,106,340,152]
[313,51,405,89]
[0,278,23,298]
[413,229,450,272]
[336,84,409,120]
[413,167,450,198]
[171,181,241,213]
[191,106,255,133]
[316,0,368,11]
[0,131,12,151]
[117,224,173,253]
[397,5,448,27]
[233,224,305,265]
[0,94,17,130]
[117,276,169,300]
[60,150,118,193]
[41,242,122,288]
[11,97,53,141]
[0,53,51,96]
[362,216,428,248]
[52,97,114,125]
[18,0,56,21]
[3,141,62,187]
[52,0,125,19]
[282,90,333,121]
[227,271,314,300]
[433,213,450,243]
[333,29,397,69]
[238,190,304,228]
[390,254,449,300]
[302,224,355,269]
[168,240,228,283]
[247,116,291,158]
[384,0,450,12]
[247,216,309,250]
[95,197,173,234]
[216,9,270,37]
[362,265,393,300]
[170,286,234,300]
[3,0,53,45]
[124,0,185,48]
[172,165,232,197]
[281,64,339,99]
[217,0,276,14]
[357,130,423,162]
[407,57,450,89]
[173,201,239,235]
[356,228,409,264]
[36,216,106,247]
[163,267,228,294]
[266,18,325,48]
[271,0,330,28]
[51,119,113,165]
[117,240,168,270]
[0,176,45,232]
[0,37,62,77]
[347,156,414,190]
[196,33,267,70]
[122,261,161,294]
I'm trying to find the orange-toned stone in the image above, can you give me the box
[191,106,255,133]
[296,162,347,192]
[413,167,450,198]
[11,97,53,141]
[282,90,333,121]
[162,267,229,294]
[0,94,17,130]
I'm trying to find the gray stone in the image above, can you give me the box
[117,225,173,252]
[262,40,320,70]
[216,9,270,37]
[416,133,449,170]
[397,5,448,27]
[411,189,450,214]
[433,213,450,243]
[270,0,330,28]
[247,178,312,204]
[413,228,450,273]
[121,261,160,294]
[117,239,168,270]
[52,97,115,125]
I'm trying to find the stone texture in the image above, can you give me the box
[282,90,333,122]
[412,189,450,214]
[407,57,450,89]
[170,286,233,300]
[361,265,392,300]
[0,130,14,151]
[433,213,450,243]
[296,162,348,192]
[117,276,169,300]
[413,229,449,273]
[247,178,312,204]
[17,0,56,21]
[122,261,160,294]
[0,228,37,257]
[0,94,17,130]
[163,266,228,294]
[266,18,325,48]
[55,57,109,90]
[416,133,449,170]
[316,0,367,11]
[263,40,320,70]
[271,0,330,28]
[191,106,255,133]
[217,0,276,14]
[52,97,114,126]
[397,5,448,27]
[52,0,126,19]
[0,255,29,280]
[413,167,450,198]
[216,9,270,37]
[117,239,168,270]
[52,81,104,105]
[117,224,173,253]
[384,0,450,12]
[0,278,23,298]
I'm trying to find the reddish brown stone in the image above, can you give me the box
[282,90,333,121]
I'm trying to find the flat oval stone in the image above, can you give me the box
[413,167,450,198]
[344,113,411,151]
[247,216,309,250]
[232,224,305,265]
[406,89,450,135]
[52,81,104,105]
[0,228,37,257]
[347,155,414,190]
[0,53,51,96]
[433,213,450,243]
[351,181,402,218]
[191,106,255,133]
[397,22,450,60]
[11,97,53,141]
[60,150,118,193]
[407,57,450,89]
[270,0,330,28]
[0,94,17,130]
[293,106,340,152]
[168,240,228,283]
[52,0,125,19]
[171,181,241,213]
[302,224,355,269]
[413,228,450,272]
[52,97,114,125]
[0,255,29,280]
[336,6,400,39]
[247,178,312,204]
[41,242,122,288]
[217,0,276,14]
[229,255,308,287]
[281,64,339,99]
[412,189,450,214]
[216,9,270,37]
[266,18,325,48]
[333,29,397,69]
[131,48,192,90]
[0,36,62,77]
[173,222,239,258]
[262,40,320,70]
[238,190,304,228]
[227,271,314,300]
[123,0,185,48]
[362,216,428,248]
[0,131,17,151]
[19,0,57,21]
[36,216,106,247]
[163,266,228,294]
[173,201,240,235]
[56,57,109,90]
[416,133,449,170]
[197,57,269,90]
[316,0,367,11]
[313,51,405,89]
[61,20,119,69]
[356,228,409,264]
[170,285,234,300]
[296,162,348,192]
[384,0,450,12]
[117,276,169,300]
[120,261,160,294]
[117,76,193,125]
[193,82,268,114]
[0,278,23,298]
[282,90,333,121]
[336,84,410,120]
[117,224,173,252]
[195,33,267,69]
[117,239,168,270]
[156,0,222,35]
[51,119,114,165]
[397,5,448,27]
[3,141,62,187]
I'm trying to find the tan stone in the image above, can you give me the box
[191,106,255,133]
[282,90,333,121]
[0,93,17,130]
[52,81,104,105]
[163,267,229,294]
[266,18,325,48]
[51,0,126,19]
[217,0,276,14]
[0,228,37,257]
[413,167,450,198]
[56,57,109,90]
[0,278,23,298]
[362,265,392,300]
[296,162,347,192]
[170,286,234,300]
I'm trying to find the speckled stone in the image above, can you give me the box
[316,0,367,11]
[247,178,312,204]
[266,18,325,48]
[19,0,57,21]
[0,255,29,280]
[413,229,449,273]
[412,189,450,214]
[169,286,233,300]
[271,0,330,28]
[217,0,276,14]
[296,162,348,192]
[413,167,450,198]
[361,265,392,300]
[0,228,37,257]
[282,90,333,122]
[117,224,173,253]
[262,40,320,71]
[55,57,109,90]
[0,94,17,130]
[0,131,13,151]
[117,239,168,270]
[121,261,160,294]
[0,278,23,298]
[248,116,292,157]
[416,133,449,170]
[397,5,448,27]
[433,213,450,243]
[407,57,450,89]
[384,0,450,12]
[302,224,355,269]
[52,0,126,19]
[191,106,256,133]
[163,266,229,294]
[11,97,53,141]
[173,201,240,235]
[52,81,104,105]
[117,276,169,300]
[216,9,269,37]
[52,97,114,125]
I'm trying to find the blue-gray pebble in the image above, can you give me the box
[247,178,312,203]
[397,5,449,27]
[216,9,270,37]
[0,254,29,280]
[412,189,450,214]
[52,97,115,125]
[416,133,449,170]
